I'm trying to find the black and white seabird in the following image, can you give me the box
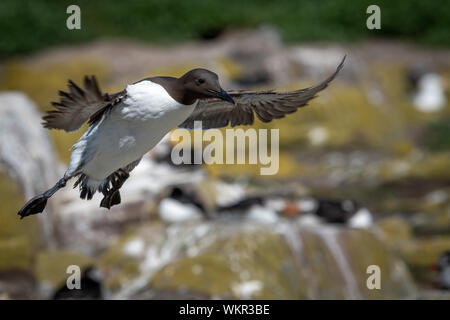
[18,57,345,218]
[433,251,450,290]
[284,198,373,228]
[216,195,285,224]
[158,186,207,223]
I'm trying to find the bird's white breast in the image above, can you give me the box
[67,80,197,181]
[122,80,191,120]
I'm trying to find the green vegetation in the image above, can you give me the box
[424,118,450,151]
[1,0,449,57]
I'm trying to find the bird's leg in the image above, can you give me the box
[18,177,68,219]
[100,171,129,210]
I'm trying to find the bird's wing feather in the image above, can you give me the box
[179,56,345,129]
[42,76,125,132]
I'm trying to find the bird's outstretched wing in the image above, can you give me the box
[42,76,125,132]
[179,56,345,129]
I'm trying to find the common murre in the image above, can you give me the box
[18,57,345,218]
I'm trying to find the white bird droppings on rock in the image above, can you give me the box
[308,126,329,146]
[232,280,263,299]
[123,238,146,257]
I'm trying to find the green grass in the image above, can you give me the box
[0,0,449,57]
[424,118,450,152]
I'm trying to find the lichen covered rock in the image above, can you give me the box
[101,220,417,299]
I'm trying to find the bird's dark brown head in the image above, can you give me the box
[179,68,235,105]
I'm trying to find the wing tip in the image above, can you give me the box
[336,54,346,73]
[308,54,347,91]
[339,54,347,67]
[328,54,347,82]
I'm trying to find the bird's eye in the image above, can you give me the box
[197,78,205,85]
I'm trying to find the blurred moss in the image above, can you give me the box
[148,64,203,79]
[151,230,307,299]
[218,57,243,80]
[0,237,31,271]
[150,227,416,299]
[1,60,106,110]
[299,230,348,299]
[99,228,142,290]
[0,59,107,163]
[376,217,412,245]
[0,173,43,271]
[392,140,415,157]
[410,152,450,180]
[205,151,300,179]
[343,229,416,299]
[275,82,397,148]
[34,250,93,286]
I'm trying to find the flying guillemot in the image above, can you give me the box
[18,57,346,218]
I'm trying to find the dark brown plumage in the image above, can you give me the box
[179,56,345,129]
[42,76,125,132]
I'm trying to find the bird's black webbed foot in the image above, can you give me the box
[18,195,48,219]
[100,190,121,210]
[18,177,68,219]
[110,190,121,207]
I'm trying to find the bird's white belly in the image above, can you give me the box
[67,80,196,180]
[81,119,168,180]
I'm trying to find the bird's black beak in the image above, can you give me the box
[209,89,235,105]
